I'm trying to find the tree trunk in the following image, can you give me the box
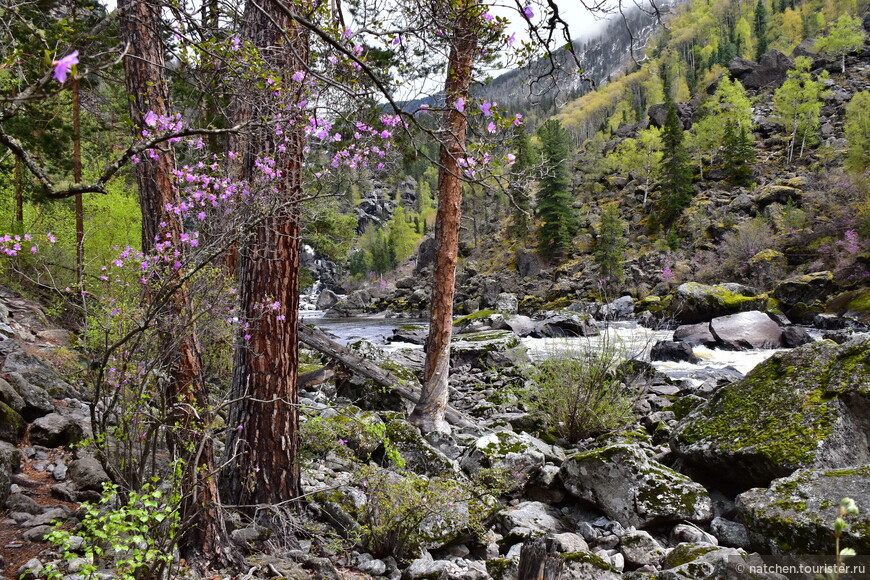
[72,75,84,287]
[118,0,237,569]
[517,537,564,579]
[408,4,479,434]
[220,0,309,512]
[14,157,22,234]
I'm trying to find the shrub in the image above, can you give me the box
[341,465,506,561]
[522,335,643,442]
[44,481,179,580]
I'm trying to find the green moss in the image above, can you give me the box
[542,297,572,310]
[485,558,514,580]
[0,402,25,442]
[664,543,719,568]
[561,551,618,572]
[480,431,528,456]
[453,309,498,326]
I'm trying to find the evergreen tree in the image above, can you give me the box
[536,119,578,259]
[754,0,769,61]
[653,103,694,230]
[595,203,627,287]
[508,126,534,240]
[723,123,757,185]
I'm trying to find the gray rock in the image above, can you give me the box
[737,465,870,554]
[709,311,784,350]
[551,532,589,553]
[0,377,25,411]
[68,456,110,492]
[315,289,340,310]
[5,492,42,515]
[602,296,635,320]
[534,312,599,338]
[560,551,623,579]
[711,517,750,548]
[559,443,713,528]
[460,430,559,483]
[671,523,718,545]
[781,325,814,348]
[494,293,518,315]
[358,558,388,576]
[650,341,699,363]
[670,338,870,492]
[729,50,792,89]
[2,349,78,398]
[450,331,524,369]
[231,527,263,543]
[0,440,22,508]
[673,322,717,346]
[4,372,54,421]
[661,544,788,579]
[619,529,666,569]
[402,558,462,580]
[494,501,567,538]
[22,525,53,542]
[17,558,43,580]
[30,412,85,448]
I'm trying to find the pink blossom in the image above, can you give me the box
[487,121,497,133]
[479,101,493,116]
[456,97,465,113]
[523,6,534,18]
[508,33,516,47]
[53,51,79,83]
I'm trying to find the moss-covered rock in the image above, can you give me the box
[559,443,713,528]
[0,440,23,509]
[670,337,870,492]
[0,401,25,444]
[827,288,870,322]
[736,466,870,555]
[561,550,623,579]
[772,271,835,309]
[450,330,525,369]
[667,282,766,324]
[657,544,777,579]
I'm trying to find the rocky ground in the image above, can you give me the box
[2,280,870,580]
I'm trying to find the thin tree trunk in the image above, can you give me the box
[14,157,22,234]
[220,0,309,511]
[118,0,237,569]
[409,3,479,434]
[72,76,84,287]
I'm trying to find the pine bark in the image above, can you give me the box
[118,0,236,569]
[220,0,309,510]
[408,5,478,433]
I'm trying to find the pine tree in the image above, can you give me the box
[595,203,627,287]
[536,119,578,259]
[509,126,534,240]
[653,103,694,230]
[754,0,769,61]
[723,123,757,185]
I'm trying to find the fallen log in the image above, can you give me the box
[298,323,475,429]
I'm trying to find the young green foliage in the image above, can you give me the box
[773,56,830,164]
[815,14,867,73]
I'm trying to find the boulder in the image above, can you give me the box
[711,517,750,548]
[494,501,568,538]
[601,296,635,320]
[708,311,784,350]
[728,50,792,89]
[389,325,428,345]
[781,325,814,348]
[315,289,340,310]
[324,289,373,317]
[516,252,543,278]
[667,283,766,324]
[661,544,787,579]
[4,372,54,421]
[670,337,870,492]
[650,341,700,363]
[534,312,599,338]
[494,293,518,315]
[2,348,79,398]
[0,401,26,443]
[0,376,25,411]
[68,456,110,493]
[30,413,85,448]
[559,443,713,528]
[773,271,835,309]
[673,322,717,347]
[0,440,22,508]
[450,331,525,369]
[754,185,801,208]
[737,466,870,555]
[560,552,623,579]
[459,430,556,482]
[619,529,667,569]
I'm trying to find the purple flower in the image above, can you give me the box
[487,121,497,133]
[508,32,517,47]
[144,111,158,127]
[523,6,534,18]
[53,51,79,83]
[456,97,465,112]
[483,12,494,21]
[479,101,493,116]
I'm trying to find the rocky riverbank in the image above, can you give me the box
[2,285,870,580]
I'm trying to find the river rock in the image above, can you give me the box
[667,282,766,324]
[673,322,717,347]
[661,544,787,579]
[324,289,373,317]
[30,412,85,448]
[534,312,599,338]
[708,311,784,350]
[495,293,518,315]
[315,289,340,310]
[559,443,713,528]
[459,430,556,482]
[670,337,870,492]
[737,466,870,555]
[650,341,700,363]
[619,529,667,568]
[450,331,524,369]
[781,325,814,347]
[560,551,623,579]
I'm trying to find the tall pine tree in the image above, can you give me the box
[536,119,578,260]
[653,103,693,230]
[509,126,534,240]
[754,0,769,61]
